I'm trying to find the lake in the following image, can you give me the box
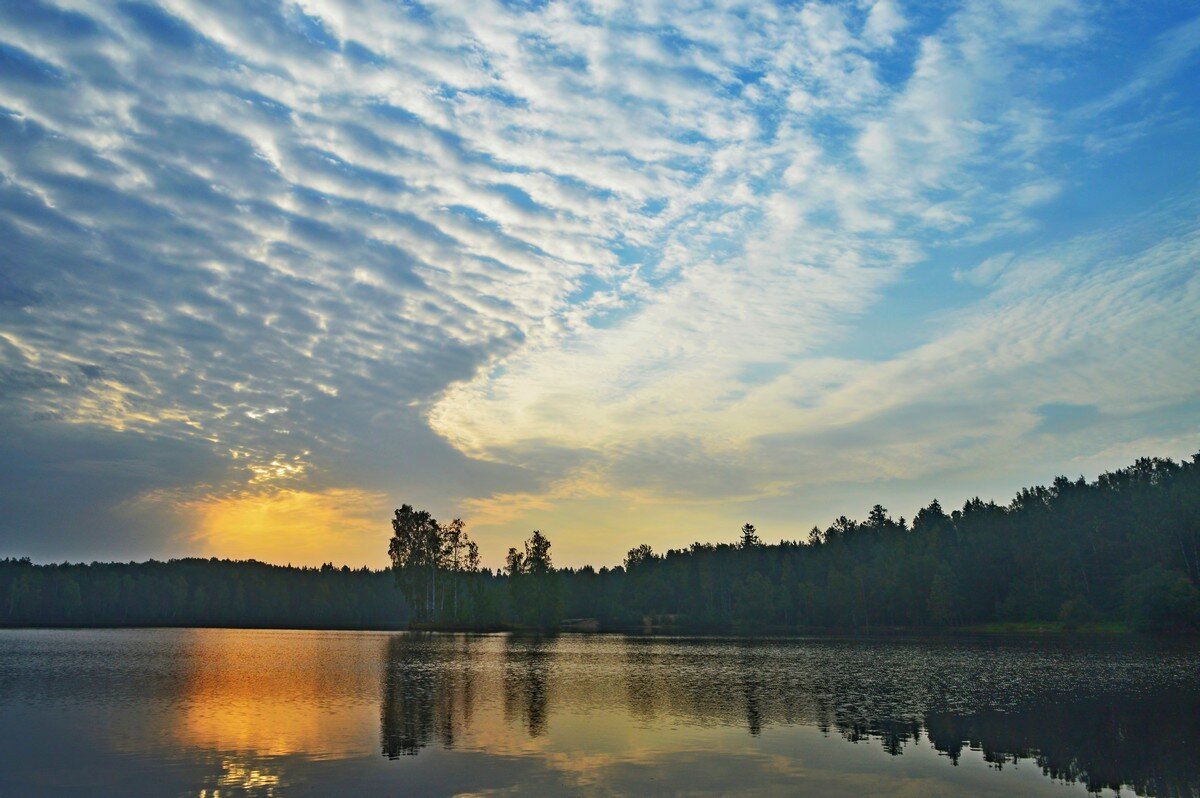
[0,629,1197,796]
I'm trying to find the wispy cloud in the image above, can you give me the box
[0,0,1196,564]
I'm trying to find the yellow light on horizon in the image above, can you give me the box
[182,487,389,567]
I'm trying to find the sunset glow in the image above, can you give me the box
[0,1,1196,567]
[182,489,389,567]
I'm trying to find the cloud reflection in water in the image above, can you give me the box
[0,629,1197,796]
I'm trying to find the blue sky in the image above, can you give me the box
[0,0,1197,567]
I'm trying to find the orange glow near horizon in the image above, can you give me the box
[183,487,391,567]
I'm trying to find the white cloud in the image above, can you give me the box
[862,0,906,49]
[0,0,1196,562]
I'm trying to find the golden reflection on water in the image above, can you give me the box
[378,634,773,791]
[175,629,381,759]
[175,628,795,783]
[61,629,1190,796]
[197,758,282,797]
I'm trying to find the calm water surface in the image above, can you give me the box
[0,629,1197,796]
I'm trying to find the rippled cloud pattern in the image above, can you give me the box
[0,0,1197,564]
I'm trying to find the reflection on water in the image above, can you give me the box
[202,758,282,796]
[178,629,377,759]
[381,633,481,756]
[1,629,1198,796]
[504,634,551,738]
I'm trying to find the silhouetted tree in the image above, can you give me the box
[5,452,1200,635]
[389,505,443,622]
[507,531,562,629]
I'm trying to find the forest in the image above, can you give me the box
[2,453,1198,633]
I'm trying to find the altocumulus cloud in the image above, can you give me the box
[0,0,1197,566]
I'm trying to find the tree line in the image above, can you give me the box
[0,557,410,629]
[3,452,1199,632]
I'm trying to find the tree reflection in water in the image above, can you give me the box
[379,634,1200,796]
[381,633,479,757]
[503,634,551,737]
[923,692,1200,796]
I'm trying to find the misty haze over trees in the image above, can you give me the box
[3,453,1199,633]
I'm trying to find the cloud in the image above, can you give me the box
[1031,403,1102,436]
[0,0,1196,565]
[1078,12,1200,118]
[862,1,906,49]
[426,0,1136,489]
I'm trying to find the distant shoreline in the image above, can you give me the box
[0,621,1172,637]
[4,452,1199,635]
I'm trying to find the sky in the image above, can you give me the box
[0,0,1197,569]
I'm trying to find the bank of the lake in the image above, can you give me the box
[4,453,1199,636]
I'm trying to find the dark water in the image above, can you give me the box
[0,630,1197,797]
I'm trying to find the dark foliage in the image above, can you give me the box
[555,453,1200,632]
[3,453,1199,632]
[0,557,410,629]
